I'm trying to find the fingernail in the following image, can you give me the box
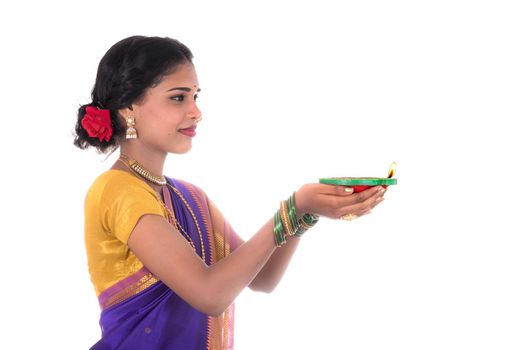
[344,187,354,193]
[376,196,384,202]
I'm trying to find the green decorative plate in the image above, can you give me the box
[319,177,397,186]
[319,177,397,193]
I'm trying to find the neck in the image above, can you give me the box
[119,142,167,177]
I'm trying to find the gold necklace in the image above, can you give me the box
[118,155,167,186]
[117,155,206,262]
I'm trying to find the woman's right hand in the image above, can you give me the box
[294,183,386,220]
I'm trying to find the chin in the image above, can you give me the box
[169,145,192,154]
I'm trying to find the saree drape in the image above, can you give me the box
[91,177,238,350]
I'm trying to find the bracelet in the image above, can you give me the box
[287,192,300,234]
[280,200,294,237]
[273,210,287,247]
[272,192,320,246]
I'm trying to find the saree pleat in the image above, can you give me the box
[91,178,235,350]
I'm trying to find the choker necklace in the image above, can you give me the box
[118,155,167,186]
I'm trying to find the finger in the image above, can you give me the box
[358,209,372,217]
[348,186,385,205]
[368,196,385,210]
[343,186,355,194]
[366,190,386,208]
[335,185,355,195]
[338,192,384,217]
[372,185,386,194]
[338,208,370,221]
[318,184,354,196]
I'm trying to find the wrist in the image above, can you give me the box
[272,189,319,245]
[294,187,308,218]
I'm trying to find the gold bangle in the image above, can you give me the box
[280,200,294,237]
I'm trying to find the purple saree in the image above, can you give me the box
[91,178,238,350]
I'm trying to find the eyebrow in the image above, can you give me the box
[166,87,201,93]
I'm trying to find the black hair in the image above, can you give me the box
[73,35,194,153]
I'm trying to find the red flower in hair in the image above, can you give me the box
[81,106,113,142]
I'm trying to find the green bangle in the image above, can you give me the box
[303,213,320,226]
[295,213,319,237]
[273,212,280,246]
[277,210,287,245]
[295,216,307,237]
[287,192,299,235]
[273,210,286,247]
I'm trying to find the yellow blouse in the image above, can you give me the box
[84,170,168,296]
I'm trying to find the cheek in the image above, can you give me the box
[157,118,183,140]
[140,107,168,130]
[138,101,185,137]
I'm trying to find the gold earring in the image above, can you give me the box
[126,116,138,139]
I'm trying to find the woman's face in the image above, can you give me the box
[127,62,202,155]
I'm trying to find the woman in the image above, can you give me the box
[74,35,387,350]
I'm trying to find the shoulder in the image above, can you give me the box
[168,178,211,206]
[85,170,166,243]
[86,170,160,207]
[173,178,206,195]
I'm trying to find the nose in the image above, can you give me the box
[189,101,202,123]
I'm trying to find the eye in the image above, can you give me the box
[170,95,185,102]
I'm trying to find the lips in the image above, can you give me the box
[179,126,197,137]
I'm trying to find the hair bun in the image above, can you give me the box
[73,103,121,153]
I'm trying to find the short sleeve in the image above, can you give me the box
[99,174,165,243]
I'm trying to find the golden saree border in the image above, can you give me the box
[182,181,235,350]
[98,266,159,310]
[181,180,217,265]
[218,220,234,350]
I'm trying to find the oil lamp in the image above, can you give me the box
[319,162,397,193]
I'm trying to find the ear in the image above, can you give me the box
[117,105,136,122]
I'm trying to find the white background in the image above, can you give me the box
[1,0,523,349]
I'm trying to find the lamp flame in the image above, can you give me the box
[387,162,397,178]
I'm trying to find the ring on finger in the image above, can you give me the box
[340,213,358,221]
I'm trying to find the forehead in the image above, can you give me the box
[155,62,199,90]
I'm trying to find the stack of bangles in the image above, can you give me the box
[273,192,320,247]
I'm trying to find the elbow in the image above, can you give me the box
[250,286,274,294]
[199,295,233,317]
[249,281,276,294]
[178,270,233,317]
[206,307,228,318]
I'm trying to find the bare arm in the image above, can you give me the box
[128,184,386,316]
[246,185,386,292]
[247,235,301,293]
[128,213,276,316]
